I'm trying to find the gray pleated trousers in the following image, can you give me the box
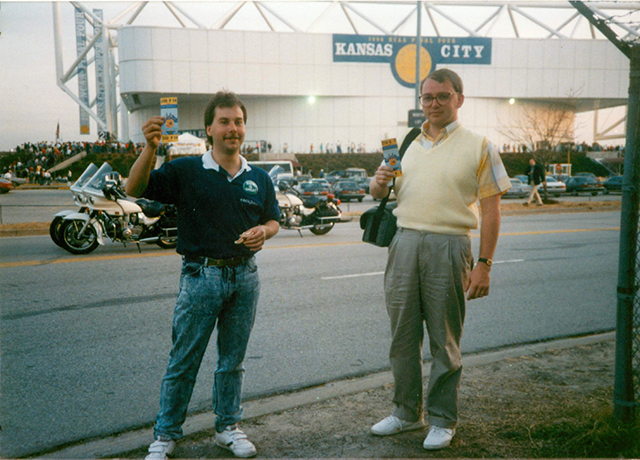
[384,227,473,429]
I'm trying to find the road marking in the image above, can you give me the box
[0,241,362,269]
[494,259,525,264]
[0,227,620,269]
[0,250,177,269]
[322,259,525,280]
[322,271,384,280]
[499,227,619,237]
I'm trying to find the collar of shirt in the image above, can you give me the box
[202,150,252,182]
[420,120,460,149]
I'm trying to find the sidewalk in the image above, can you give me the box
[40,332,627,459]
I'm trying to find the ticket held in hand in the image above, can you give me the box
[382,138,402,177]
[161,97,179,143]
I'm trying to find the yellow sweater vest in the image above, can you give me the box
[394,126,485,235]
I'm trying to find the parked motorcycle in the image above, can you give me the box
[49,163,98,247]
[275,180,343,236]
[58,163,178,254]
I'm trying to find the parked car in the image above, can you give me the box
[503,178,531,199]
[551,173,570,183]
[331,179,366,202]
[354,176,371,194]
[3,172,27,186]
[294,181,329,196]
[565,176,604,196]
[539,176,566,197]
[603,175,623,194]
[514,174,529,184]
[574,172,601,184]
[326,168,368,185]
[311,178,331,188]
[0,177,14,194]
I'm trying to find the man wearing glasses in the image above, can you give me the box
[369,69,511,450]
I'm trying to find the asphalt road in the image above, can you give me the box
[0,187,623,225]
[0,190,622,457]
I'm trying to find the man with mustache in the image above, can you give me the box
[126,91,280,459]
[369,69,511,450]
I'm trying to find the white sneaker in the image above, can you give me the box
[215,426,257,458]
[145,439,176,460]
[423,425,455,450]
[370,415,425,436]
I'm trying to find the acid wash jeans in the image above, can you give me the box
[154,257,260,441]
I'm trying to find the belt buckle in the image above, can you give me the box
[203,256,247,267]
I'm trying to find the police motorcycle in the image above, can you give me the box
[269,166,343,236]
[58,162,178,254]
[49,163,99,247]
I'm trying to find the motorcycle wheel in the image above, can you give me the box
[310,222,334,235]
[60,220,100,254]
[49,216,66,247]
[156,235,178,249]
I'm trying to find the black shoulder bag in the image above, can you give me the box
[360,127,421,247]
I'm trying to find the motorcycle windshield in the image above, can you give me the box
[82,162,113,197]
[70,163,99,193]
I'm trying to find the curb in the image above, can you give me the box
[16,185,70,190]
[39,331,615,459]
[0,228,48,238]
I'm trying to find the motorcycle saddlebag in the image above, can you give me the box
[302,196,321,208]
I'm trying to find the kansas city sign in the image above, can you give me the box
[333,34,492,88]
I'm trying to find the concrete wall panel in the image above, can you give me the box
[119,27,629,150]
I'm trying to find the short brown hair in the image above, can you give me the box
[204,91,247,146]
[422,68,464,94]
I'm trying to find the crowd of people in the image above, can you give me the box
[500,141,625,154]
[3,140,146,184]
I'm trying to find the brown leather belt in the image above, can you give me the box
[185,256,252,267]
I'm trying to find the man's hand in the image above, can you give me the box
[464,263,491,300]
[239,220,281,252]
[237,226,267,252]
[370,165,397,199]
[142,116,165,150]
[374,165,396,187]
[125,116,166,197]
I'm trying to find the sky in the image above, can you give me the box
[0,2,96,150]
[0,1,630,152]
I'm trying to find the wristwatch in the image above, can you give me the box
[478,257,493,267]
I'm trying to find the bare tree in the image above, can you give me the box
[498,95,580,200]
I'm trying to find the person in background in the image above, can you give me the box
[524,158,546,206]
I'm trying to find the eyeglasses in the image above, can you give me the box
[419,92,457,106]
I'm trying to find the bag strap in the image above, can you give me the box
[371,124,421,240]
[368,127,421,242]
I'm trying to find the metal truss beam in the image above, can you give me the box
[595,108,627,141]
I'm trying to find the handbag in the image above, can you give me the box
[360,199,398,247]
[360,127,421,247]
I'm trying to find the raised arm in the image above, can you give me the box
[125,116,165,197]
